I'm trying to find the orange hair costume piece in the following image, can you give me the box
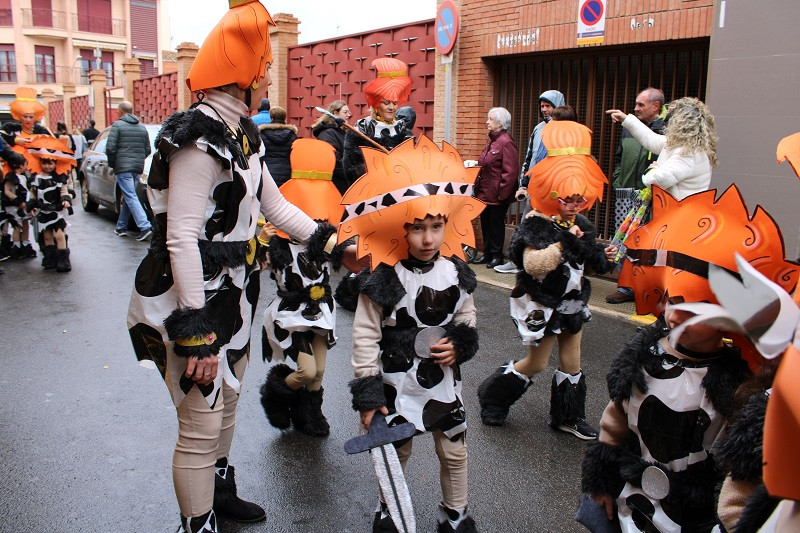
[185,0,275,93]
[9,87,46,123]
[26,136,76,175]
[338,136,485,270]
[276,138,344,238]
[525,121,607,217]
[762,132,800,502]
[619,185,798,316]
[363,58,413,110]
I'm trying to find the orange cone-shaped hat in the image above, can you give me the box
[186,0,275,93]
[525,121,607,217]
[276,138,344,238]
[363,58,413,109]
[9,87,46,123]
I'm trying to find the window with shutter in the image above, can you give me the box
[0,43,16,82]
[34,45,55,83]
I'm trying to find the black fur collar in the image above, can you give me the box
[156,108,242,160]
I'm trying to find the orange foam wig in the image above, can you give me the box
[276,138,344,238]
[26,136,76,175]
[338,136,485,270]
[619,185,798,316]
[525,121,607,216]
[186,0,275,93]
[363,58,413,110]
[9,87,46,123]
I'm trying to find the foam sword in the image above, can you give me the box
[314,106,390,154]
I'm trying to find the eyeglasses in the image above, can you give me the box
[557,196,588,209]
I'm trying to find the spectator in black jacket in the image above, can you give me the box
[311,100,351,194]
[82,120,100,143]
[259,106,297,187]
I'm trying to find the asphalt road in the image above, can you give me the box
[0,202,638,533]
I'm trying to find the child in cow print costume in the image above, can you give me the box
[477,120,616,439]
[580,185,799,533]
[343,136,484,533]
[259,139,349,438]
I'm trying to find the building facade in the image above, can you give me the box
[0,0,170,120]
[434,0,714,237]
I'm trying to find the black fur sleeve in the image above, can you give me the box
[715,391,768,481]
[575,215,614,274]
[444,322,479,364]
[582,441,626,496]
[304,221,337,263]
[702,346,750,418]
[342,129,367,186]
[163,305,221,359]
[349,375,387,411]
[358,264,406,315]
[449,256,478,293]
[330,237,356,271]
[607,319,667,403]
[507,215,557,268]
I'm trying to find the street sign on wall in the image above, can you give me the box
[577,0,606,45]
[436,0,460,55]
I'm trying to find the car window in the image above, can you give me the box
[93,131,109,154]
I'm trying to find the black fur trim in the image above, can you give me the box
[581,441,626,496]
[349,374,386,411]
[260,363,296,429]
[290,388,330,437]
[267,235,292,271]
[444,322,479,364]
[304,222,337,263]
[59,194,72,205]
[606,318,667,402]
[734,484,781,533]
[163,306,220,359]
[334,273,361,311]
[438,515,477,533]
[213,463,266,522]
[448,256,478,293]
[700,345,750,418]
[358,264,406,314]
[198,240,248,272]
[550,373,587,426]
[716,390,768,481]
[477,365,529,426]
[330,237,355,271]
[557,230,585,264]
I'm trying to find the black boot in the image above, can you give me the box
[213,459,266,523]
[291,387,330,437]
[0,234,10,261]
[21,243,36,258]
[178,509,217,533]
[9,244,22,260]
[549,370,597,440]
[372,502,399,533]
[477,361,531,426]
[437,503,477,532]
[56,248,71,272]
[41,245,57,269]
[334,273,360,312]
[259,363,296,429]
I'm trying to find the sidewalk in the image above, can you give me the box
[469,263,655,325]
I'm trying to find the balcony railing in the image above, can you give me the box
[72,13,126,37]
[25,64,124,86]
[0,8,12,27]
[21,8,68,30]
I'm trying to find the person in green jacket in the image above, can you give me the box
[605,87,664,304]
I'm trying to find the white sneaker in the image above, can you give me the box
[493,260,519,273]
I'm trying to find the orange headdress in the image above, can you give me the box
[363,58,413,110]
[337,136,485,270]
[9,87,46,123]
[619,185,798,316]
[525,121,607,217]
[186,0,275,93]
[26,136,76,175]
[276,138,344,238]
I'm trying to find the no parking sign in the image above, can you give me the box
[577,0,606,45]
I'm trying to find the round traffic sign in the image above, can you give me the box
[436,0,460,55]
[580,0,604,26]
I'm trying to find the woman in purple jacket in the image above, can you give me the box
[474,107,520,268]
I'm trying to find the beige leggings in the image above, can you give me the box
[173,354,247,517]
[390,431,468,510]
[285,334,328,391]
[513,330,582,377]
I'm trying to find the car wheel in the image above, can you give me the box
[81,177,99,212]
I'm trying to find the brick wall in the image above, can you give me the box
[134,72,178,124]
[441,0,714,162]
[48,100,65,131]
[287,20,436,138]
[71,95,91,131]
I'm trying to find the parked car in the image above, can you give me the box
[78,124,160,222]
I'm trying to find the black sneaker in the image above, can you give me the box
[129,229,153,241]
[556,419,598,440]
[114,228,128,237]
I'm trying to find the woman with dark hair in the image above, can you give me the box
[125,2,347,531]
[311,100,351,194]
[259,105,298,187]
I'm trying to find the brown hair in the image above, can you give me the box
[550,105,577,122]
[311,100,348,129]
[269,105,287,123]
